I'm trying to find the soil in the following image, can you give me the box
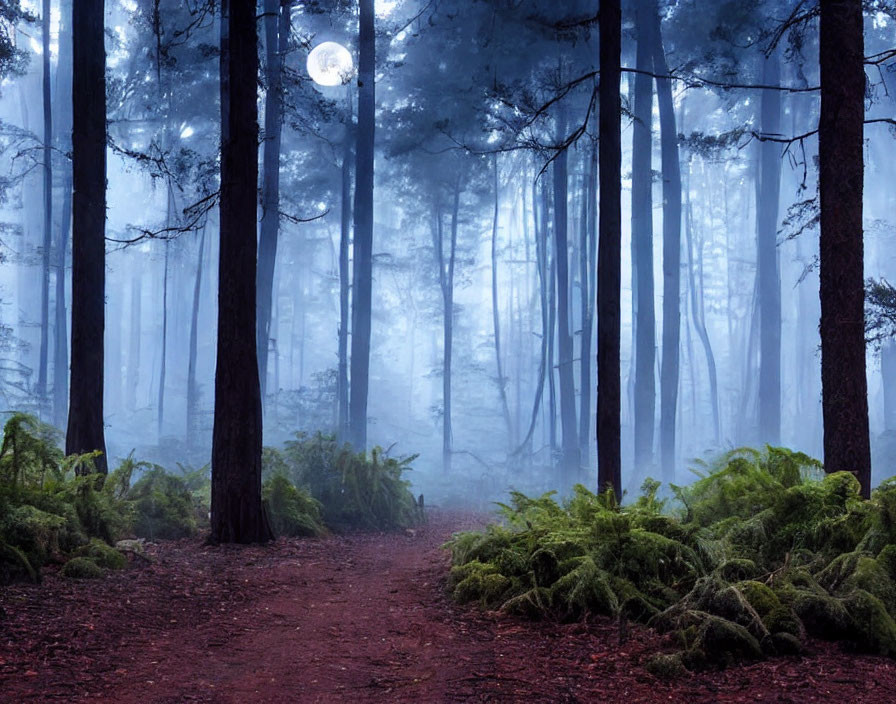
[2,510,896,703]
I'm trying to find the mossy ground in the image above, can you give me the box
[446,447,896,673]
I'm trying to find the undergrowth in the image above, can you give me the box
[446,447,896,673]
[264,432,423,531]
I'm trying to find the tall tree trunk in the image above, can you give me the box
[757,50,782,445]
[553,134,579,481]
[53,0,73,431]
[126,273,141,412]
[579,140,597,464]
[685,179,721,443]
[53,175,70,430]
[818,0,870,497]
[211,0,272,543]
[257,0,290,406]
[597,0,622,498]
[349,0,375,450]
[545,181,558,456]
[492,156,514,446]
[157,236,169,440]
[37,0,53,407]
[632,0,656,471]
[338,92,353,439]
[187,224,207,449]
[445,185,459,472]
[67,0,107,474]
[651,8,682,483]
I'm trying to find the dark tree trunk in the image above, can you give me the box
[818,0,871,497]
[211,0,272,543]
[553,138,579,481]
[187,224,206,449]
[349,0,375,450]
[37,0,53,407]
[545,180,558,456]
[757,51,782,445]
[597,0,622,498]
[651,7,682,483]
[338,92,353,439]
[632,0,656,471]
[66,0,107,474]
[257,0,290,406]
[492,156,514,446]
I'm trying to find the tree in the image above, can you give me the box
[757,50,782,445]
[818,0,871,497]
[597,0,622,498]
[631,0,656,472]
[210,0,272,543]
[349,0,375,450]
[36,0,51,409]
[257,0,291,405]
[652,3,682,483]
[66,0,107,474]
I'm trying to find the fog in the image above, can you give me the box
[1,0,894,508]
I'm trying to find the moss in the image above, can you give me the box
[1,504,66,565]
[621,594,660,623]
[843,589,896,656]
[717,559,759,582]
[60,556,104,579]
[645,653,687,680]
[763,632,802,655]
[736,580,780,618]
[74,538,126,570]
[791,591,851,640]
[693,614,763,667]
[0,540,38,584]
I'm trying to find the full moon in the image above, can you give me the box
[307,42,354,87]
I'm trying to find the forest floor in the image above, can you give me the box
[2,511,896,703]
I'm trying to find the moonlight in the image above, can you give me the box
[307,42,354,87]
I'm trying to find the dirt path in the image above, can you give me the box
[3,511,896,703]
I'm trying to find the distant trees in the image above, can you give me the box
[818,0,871,497]
[210,0,272,543]
[66,0,107,474]
[597,0,622,498]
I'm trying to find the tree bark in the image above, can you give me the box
[492,156,514,448]
[257,0,290,406]
[157,235,169,440]
[632,0,656,472]
[349,0,375,450]
[757,51,782,445]
[211,0,272,543]
[37,0,53,408]
[338,91,353,439]
[553,135,579,481]
[818,0,871,497]
[597,0,622,498]
[651,7,681,483]
[187,224,206,449]
[66,0,107,474]
[579,140,597,465]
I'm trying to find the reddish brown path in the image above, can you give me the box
[3,511,896,703]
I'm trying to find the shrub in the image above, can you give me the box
[60,556,104,579]
[262,474,325,537]
[74,538,127,570]
[128,467,197,540]
[447,446,896,674]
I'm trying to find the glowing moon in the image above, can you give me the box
[307,42,354,87]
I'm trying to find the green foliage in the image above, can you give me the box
[447,446,896,674]
[128,467,197,540]
[265,432,423,531]
[262,474,325,537]
[60,556,104,579]
[73,538,126,570]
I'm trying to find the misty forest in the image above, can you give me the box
[2,0,896,700]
